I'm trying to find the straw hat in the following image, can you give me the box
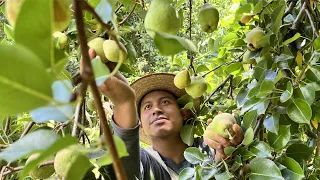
[130,73,186,145]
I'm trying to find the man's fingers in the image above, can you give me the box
[89,48,96,59]
[231,124,244,145]
[214,134,232,147]
[204,138,225,155]
[207,119,212,125]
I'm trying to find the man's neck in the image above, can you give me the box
[151,136,188,165]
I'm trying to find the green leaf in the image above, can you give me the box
[0,44,53,116]
[95,0,113,23]
[4,24,14,40]
[256,80,275,97]
[184,147,206,164]
[230,155,242,171]
[178,167,195,180]
[306,66,320,82]
[214,170,234,180]
[196,65,209,73]
[91,57,110,86]
[202,167,219,180]
[280,81,293,103]
[236,88,249,108]
[281,33,301,46]
[0,130,60,162]
[20,136,77,179]
[263,113,280,134]
[271,4,285,36]
[237,148,255,161]
[224,62,243,76]
[235,3,252,21]
[314,37,320,50]
[249,141,272,158]
[148,30,197,56]
[287,99,312,124]
[14,0,53,68]
[180,125,195,146]
[268,125,291,151]
[65,153,92,180]
[253,1,263,14]
[281,157,304,180]
[242,127,254,145]
[224,146,236,156]
[249,157,284,180]
[293,85,315,105]
[286,144,313,163]
[96,136,129,166]
[243,110,258,129]
[222,33,237,44]
[241,97,265,114]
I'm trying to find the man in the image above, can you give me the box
[84,49,244,179]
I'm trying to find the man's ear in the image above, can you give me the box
[181,109,193,121]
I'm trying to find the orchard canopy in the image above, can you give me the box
[0,0,320,179]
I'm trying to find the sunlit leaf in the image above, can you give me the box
[249,157,284,180]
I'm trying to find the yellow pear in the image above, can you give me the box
[6,0,72,32]
[174,70,191,89]
[246,27,265,51]
[242,50,256,64]
[26,153,55,179]
[240,14,254,24]
[198,3,219,33]
[144,0,180,36]
[88,37,107,62]
[53,32,68,50]
[103,40,127,63]
[203,113,236,140]
[185,76,208,98]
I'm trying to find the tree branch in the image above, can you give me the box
[4,117,10,135]
[316,127,320,157]
[200,75,233,113]
[294,63,308,87]
[283,0,297,18]
[2,160,54,176]
[202,59,241,78]
[188,0,196,75]
[72,100,83,137]
[72,1,127,179]
[305,8,320,38]
[254,103,272,137]
[292,2,307,30]
[20,122,35,139]
[119,3,137,26]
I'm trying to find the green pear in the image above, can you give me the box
[6,0,72,32]
[87,98,95,111]
[246,27,265,51]
[185,76,208,98]
[53,32,68,50]
[240,13,254,24]
[26,153,55,179]
[242,50,256,64]
[103,40,127,63]
[144,0,180,36]
[174,70,191,89]
[54,145,88,178]
[203,113,236,140]
[198,3,219,33]
[88,37,107,62]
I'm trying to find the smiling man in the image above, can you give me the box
[84,49,244,179]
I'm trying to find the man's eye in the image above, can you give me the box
[145,105,151,110]
[162,100,170,104]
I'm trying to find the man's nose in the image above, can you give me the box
[153,106,163,115]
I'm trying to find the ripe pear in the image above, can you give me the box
[144,0,180,36]
[198,3,219,33]
[242,50,256,64]
[54,145,88,178]
[185,76,208,98]
[174,70,191,89]
[26,153,55,179]
[88,37,107,62]
[103,40,127,63]
[240,14,254,24]
[6,0,72,32]
[53,32,68,50]
[203,113,236,141]
[246,27,265,51]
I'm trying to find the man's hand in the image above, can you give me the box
[80,49,138,128]
[204,119,244,161]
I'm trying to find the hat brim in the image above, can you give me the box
[130,73,186,145]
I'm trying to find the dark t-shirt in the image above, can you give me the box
[101,120,214,180]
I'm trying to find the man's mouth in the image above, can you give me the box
[151,117,168,124]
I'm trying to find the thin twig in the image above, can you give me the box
[305,8,320,37]
[115,4,124,13]
[200,75,233,113]
[2,160,54,176]
[20,122,35,139]
[253,103,272,136]
[292,2,307,30]
[283,0,297,18]
[188,0,196,75]
[315,127,320,157]
[73,1,127,179]
[294,64,308,87]
[4,117,10,135]
[119,3,137,26]
[202,59,241,78]
[228,75,234,99]
[72,100,83,137]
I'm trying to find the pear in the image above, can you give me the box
[103,40,127,63]
[26,153,55,179]
[174,70,191,89]
[53,32,68,50]
[88,37,107,62]
[246,27,265,51]
[6,0,72,32]
[185,76,208,98]
[87,98,95,111]
[144,0,180,36]
[242,50,256,64]
[203,113,236,141]
[240,14,254,24]
[198,3,219,33]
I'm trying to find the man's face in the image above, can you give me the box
[140,90,184,140]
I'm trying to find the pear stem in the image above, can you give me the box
[226,129,234,140]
